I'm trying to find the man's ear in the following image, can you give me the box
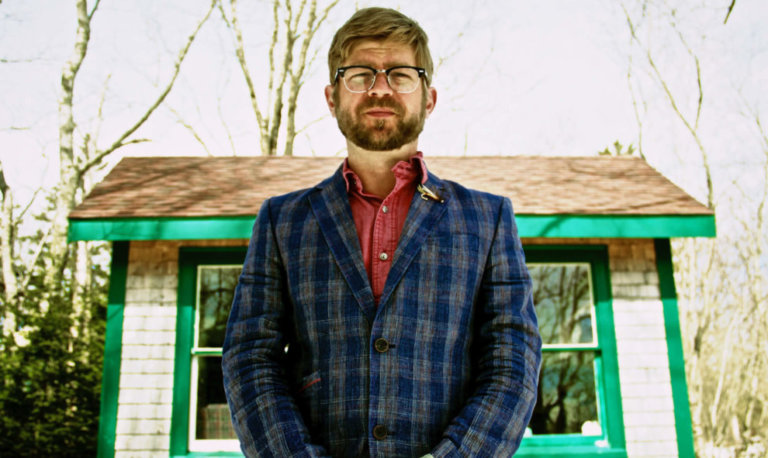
[324,85,337,118]
[425,86,437,118]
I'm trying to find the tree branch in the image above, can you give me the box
[168,106,212,156]
[79,0,217,178]
[284,0,339,155]
[623,3,715,209]
[227,0,269,153]
[88,0,101,19]
[724,0,736,24]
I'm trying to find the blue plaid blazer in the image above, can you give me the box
[223,165,541,457]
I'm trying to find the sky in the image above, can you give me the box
[1,0,767,220]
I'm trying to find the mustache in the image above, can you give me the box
[357,98,404,116]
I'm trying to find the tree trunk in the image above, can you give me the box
[45,0,92,301]
[1,160,19,341]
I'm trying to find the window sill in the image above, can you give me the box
[516,445,627,457]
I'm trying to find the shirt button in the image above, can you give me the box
[381,205,389,213]
[374,338,389,353]
[372,424,388,440]
[379,252,388,261]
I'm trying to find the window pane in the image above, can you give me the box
[529,351,599,435]
[198,266,240,348]
[195,356,237,440]
[530,264,594,345]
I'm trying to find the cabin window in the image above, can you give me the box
[172,245,626,456]
[517,246,626,456]
[171,248,245,455]
[189,265,240,450]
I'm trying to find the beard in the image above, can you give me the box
[334,92,427,151]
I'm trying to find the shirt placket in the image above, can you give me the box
[370,192,398,303]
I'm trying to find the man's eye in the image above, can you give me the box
[390,71,415,84]
[347,70,372,80]
[349,74,370,83]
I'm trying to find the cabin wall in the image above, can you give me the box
[113,238,683,457]
[114,240,246,458]
[526,238,680,457]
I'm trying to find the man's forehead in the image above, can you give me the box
[344,39,416,65]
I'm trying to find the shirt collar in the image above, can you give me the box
[342,152,429,194]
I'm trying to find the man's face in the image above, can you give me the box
[325,39,436,151]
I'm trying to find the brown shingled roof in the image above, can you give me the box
[68,155,712,219]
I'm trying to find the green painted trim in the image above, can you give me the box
[170,247,248,456]
[191,349,224,356]
[520,246,626,456]
[171,454,243,458]
[654,239,696,458]
[68,216,256,242]
[68,214,715,241]
[589,246,626,450]
[517,214,715,238]
[97,241,129,458]
[541,345,598,352]
[515,445,627,457]
[170,252,196,456]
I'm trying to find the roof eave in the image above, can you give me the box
[67,213,716,242]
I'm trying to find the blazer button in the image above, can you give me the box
[372,424,388,440]
[374,338,389,353]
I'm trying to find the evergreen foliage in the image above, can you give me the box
[0,224,108,456]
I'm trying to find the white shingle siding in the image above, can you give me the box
[115,240,247,457]
[116,241,179,456]
[610,239,680,457]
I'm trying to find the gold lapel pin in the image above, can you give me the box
[417,184,444,203]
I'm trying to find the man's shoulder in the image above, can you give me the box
[262,170,339,214]
[268,186,315,208]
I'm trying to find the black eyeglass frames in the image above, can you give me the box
[334,65,427,94]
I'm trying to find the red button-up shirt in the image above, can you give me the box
[343,153,428,305]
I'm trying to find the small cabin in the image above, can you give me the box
[68,155,715,458]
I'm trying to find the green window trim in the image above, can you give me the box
[97,241,129,458]
[654,239,696,458]
[68,213,716,242]
[171,247,248,457]
[520,245,627,457]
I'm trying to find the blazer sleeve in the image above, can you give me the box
[431,197,542,457]
[222,199,329,458]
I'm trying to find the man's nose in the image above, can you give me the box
[368,72,394,97]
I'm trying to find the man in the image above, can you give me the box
[222,7,541,457]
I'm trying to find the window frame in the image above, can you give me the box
[517,245,626,457]
[171,247,247,457]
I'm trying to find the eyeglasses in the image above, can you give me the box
[334,65,427,94]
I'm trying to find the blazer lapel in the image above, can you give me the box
[378,175,450,309]
[308,168,377,322]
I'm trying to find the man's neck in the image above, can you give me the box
[346,142,419,198]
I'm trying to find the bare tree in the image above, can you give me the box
[0,0,217,351]
[219,0,340,156]
[40,0,217,321]
[621,1,768,455]
[622,3,714,210]
[0,160,18,340]
[0,2,223,451]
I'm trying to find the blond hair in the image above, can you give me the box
[327,7,434,86]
